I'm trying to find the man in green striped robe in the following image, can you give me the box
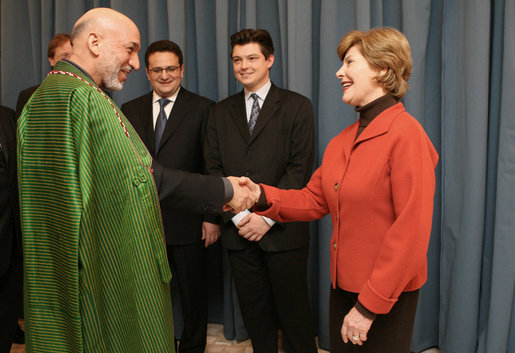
[18,8,254,353]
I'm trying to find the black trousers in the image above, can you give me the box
[329,286,419,353]
[167,242,207,353]
[228,243,317,353]
[0,243,22,353]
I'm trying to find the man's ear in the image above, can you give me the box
[87,32,101,57]
[266,54,275,69]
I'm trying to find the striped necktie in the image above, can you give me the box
[155,98,171,150]
[248,93,260,134]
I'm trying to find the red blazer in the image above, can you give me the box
[257,103,438,314]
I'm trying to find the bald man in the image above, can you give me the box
[18,8,254,353]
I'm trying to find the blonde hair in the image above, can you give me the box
[337,27,412,99]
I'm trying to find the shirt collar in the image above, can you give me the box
[244,80,272,102]
[153,87,181,104]
[355,93,398,126]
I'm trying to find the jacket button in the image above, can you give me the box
[334,183,339,191]
[333,242,337,249]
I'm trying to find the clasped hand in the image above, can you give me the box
[237,213,271,242]
[224,176,261,213]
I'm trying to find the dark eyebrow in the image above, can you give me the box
[233,54,259,59]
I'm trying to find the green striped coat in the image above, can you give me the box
[18,60,175,353]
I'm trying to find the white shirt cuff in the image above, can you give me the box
[231,210,276,228]
[261,216,276,227]
[231,210,251,227]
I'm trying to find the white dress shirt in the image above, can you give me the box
[244,80,271,122]
[152,88,181,129]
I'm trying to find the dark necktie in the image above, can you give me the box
[155,98,171,150]
[248,93,260,134]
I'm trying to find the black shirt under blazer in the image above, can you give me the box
[204,83,315,251]
[122,88,215,245]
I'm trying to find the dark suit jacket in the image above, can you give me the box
[0,106,22,276]
[204,83,315,251]
[16,85,39,120]
[122,87,215,245]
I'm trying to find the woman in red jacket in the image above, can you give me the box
[240,27,439,352]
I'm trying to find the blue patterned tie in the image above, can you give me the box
[155,98,171,150]
[248,93,260,134]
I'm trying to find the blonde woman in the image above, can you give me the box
[245,27,438,352]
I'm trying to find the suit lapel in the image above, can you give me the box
[229,91,251,144]
[0,112,16,171]
[0,122,8,167]
[158,88,190,151]
[248,84,280,144]
[138,92,156,154]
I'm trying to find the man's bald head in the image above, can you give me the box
[71,8,137,47]
[68,8,141,91]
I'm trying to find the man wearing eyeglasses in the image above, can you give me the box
[122,40,215,353]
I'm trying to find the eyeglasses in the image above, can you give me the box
[148,66,181,75]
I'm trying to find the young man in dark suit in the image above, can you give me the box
[0,105,22,353]
[121,40,215,353]
[204,29,318,353]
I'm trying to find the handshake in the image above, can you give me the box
[224,176,261,213]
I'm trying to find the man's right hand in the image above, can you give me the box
[225,176,257,213]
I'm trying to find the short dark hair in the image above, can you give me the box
[47,33,71,59]
[145,40,183,68]
[230,29,274,58]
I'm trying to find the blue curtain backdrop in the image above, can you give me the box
[1,1,514,352]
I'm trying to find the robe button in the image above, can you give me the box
[333,242,337,249]
[334,183,339,191]
[132,176,141,186]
